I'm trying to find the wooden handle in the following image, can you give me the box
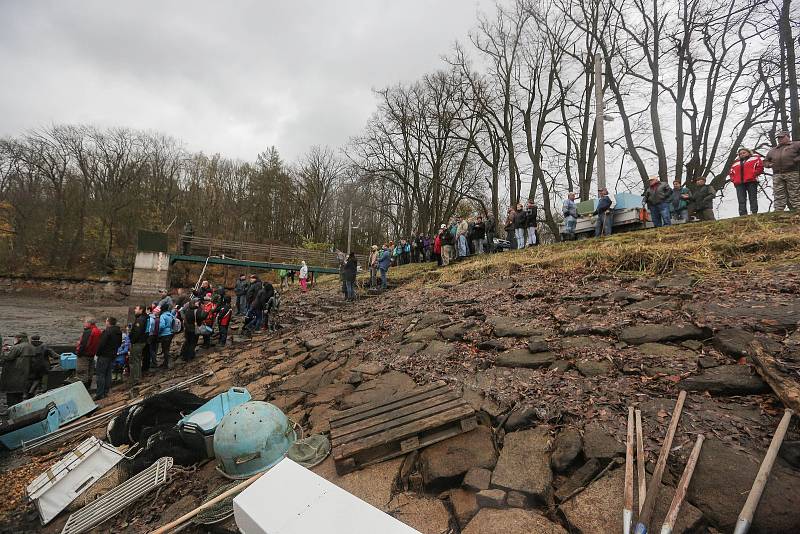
[635,409,647,514]
[149,470,265,534]
[660,434,704,534]
[624,407,635,534]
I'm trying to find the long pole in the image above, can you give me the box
[624,407,635,534]
[660,434,705,534]
[733,409,794,534]
[347,202,353,254]
[636,409,647,513]
[594,52,606,192]
[635,390,687,534]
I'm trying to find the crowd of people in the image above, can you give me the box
[561,131,800,239]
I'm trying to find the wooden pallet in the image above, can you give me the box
[330,382,477,475]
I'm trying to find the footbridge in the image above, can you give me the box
[130,231,343,297]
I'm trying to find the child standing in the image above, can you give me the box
[217,296,233,346]
[114,326,130,382]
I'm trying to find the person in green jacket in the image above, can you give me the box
[691,176,717,221]
[278,269,288,291]
[670,180,692,224]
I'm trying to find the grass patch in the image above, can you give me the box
[363,212,800,288]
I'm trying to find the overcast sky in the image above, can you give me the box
[0,0,490,161]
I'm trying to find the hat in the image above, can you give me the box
[777,130,790,138]
[371,245,378,250]
[203,295,211,301]
[738,147,752,155]
[31,334,40,341]
[649,175,660,182]
[440,224,447,229]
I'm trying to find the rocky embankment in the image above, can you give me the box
[4,217,800,533]
[0,276,129,301]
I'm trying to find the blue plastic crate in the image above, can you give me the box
[59,353,77,370]
[614,192,644,210]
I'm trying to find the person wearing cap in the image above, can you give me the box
[690,176,717,221]
[157,289,173,313]
[728,147,764,216]
[643,176,673,227]
[75,318,102,390]
[562,192,578,240]
[440,224,455,266]
[1,333,35,405]
[29,334,55,394]
[368,245,380,288]
[670,180,692,224]
[472,215,486,254]
[484,212,496,253]
[765,130,800,211]
[592,188,614,236]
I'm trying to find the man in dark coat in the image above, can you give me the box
[94,317,122,400]
[1,333,35,405]
[128,305,148,387]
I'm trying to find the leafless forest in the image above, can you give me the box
[0,0,797,275]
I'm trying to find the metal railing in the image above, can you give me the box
[177,235,340,267]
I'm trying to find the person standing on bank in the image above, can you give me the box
[670,180,692,224]
[691,176,717,221]
[592,188,614,237]
[728,148,763,216]
[764,130,800,211]
[524,199,538,246]
[75,318,101,391]
[299,261,309,292]
[643,176,673,227]
[562,192,578,240]
[128,306,148,388]
[94,317,122,400]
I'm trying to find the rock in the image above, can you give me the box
[554,458,603,502]
[477,339,506,351]
[352,362,386,376]
[549,360,572,372]
[527,338,550,353]
[404,327,441,343]
[688,438,800,532]
[440,322,468,341]
[681,339,703,350]
[413,312,451,330]
[656,275,696,288]
[627,295,678,311]
[619,323,710,345]
[681,365,768,395]
[311,456,404,510]
[636,342,697,361]
[418,426,497,488]
[713,328,783,359]
[496,350,557,369]
[476,488,506,508]
[481,397,506,419]
[449,489,479,528]
[506,490,528,508]
[386,493,451,534]
[491,427,552,502]
[583,423,624,459]
[575,359,614,377]
[420,340,452,358]
[488,316,545,338]
[550,428,582,472]
[688,300,800,333]
[395,342,425,360]
[307,383,354,407]
[268,392,306,412]
[560,324,614,336]
[697,356,719,369]
[307,404,336,434]
[504,406,538,432]
[463,467,492,491]
[462,508,567,534]
[779,440,800,469]
[561,468,703,533]
[609,290,645,302]
[339,371,416,409]
[269,354,307,376]
[345,370,363,385]
[304,338,328,350]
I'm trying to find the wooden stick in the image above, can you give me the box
[749,343,800,412]
[733,409,794,534]
[624,407,635,534]
[634,390,687,534]
[659,434,704,534]
[635,408,647,514]
[149,470,265,534]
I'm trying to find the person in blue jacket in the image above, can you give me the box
[377,243,392,290]
[157,309,175,369]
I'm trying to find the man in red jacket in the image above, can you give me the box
[729,147,764,216]
[75,318,102,390]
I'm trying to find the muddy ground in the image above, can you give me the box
[2,256,800,533]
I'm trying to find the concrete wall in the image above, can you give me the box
[130,251,170,297]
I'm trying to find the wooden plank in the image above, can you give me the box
[331,396,466,447]
[334,415,477,474]
[330,383,448,426]
[750,343,800,412]
[331,390,460,442]
[335,404,474,459]
[330,386,451,430]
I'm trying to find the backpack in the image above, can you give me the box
[172,315,182,333]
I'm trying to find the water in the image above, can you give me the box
[0,295,129,348]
